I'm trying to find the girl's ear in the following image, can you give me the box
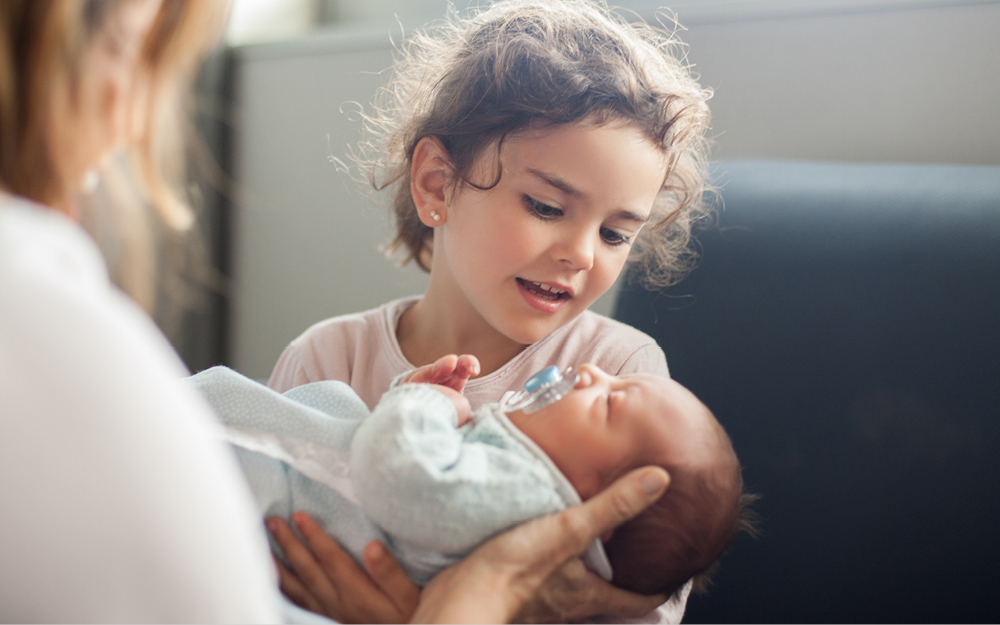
[411,136,453,227]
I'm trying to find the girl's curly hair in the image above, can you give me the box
[355,0,713,289]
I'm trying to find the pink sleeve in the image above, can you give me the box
[614,343,670,378]
[267,342,312,392]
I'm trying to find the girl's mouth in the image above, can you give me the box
[517,278,571,304]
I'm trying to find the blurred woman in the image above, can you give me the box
[0,1,281,620]
[0,1,668,622]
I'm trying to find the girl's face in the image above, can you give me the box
[433,120,667,345]
[57,0,161,202]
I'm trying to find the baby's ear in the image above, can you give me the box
[411,136,453,226]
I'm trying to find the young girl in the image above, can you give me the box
[267,0,713,621]
[268,0,711,411]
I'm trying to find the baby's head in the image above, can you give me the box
[507,365,743,595]
[360,0,713,289]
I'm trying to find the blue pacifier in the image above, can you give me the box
[501,365,580,414]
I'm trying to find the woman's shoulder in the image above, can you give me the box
[0,199,188,384]
[0,195,108,291]
[0,199,281,620]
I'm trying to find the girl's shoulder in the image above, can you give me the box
[283,296,419,357]
[559,309,659,345]
[539,310,669,376]
[549,310,662,354]
[268,296,419,401]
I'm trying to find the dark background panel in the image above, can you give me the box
[615,161,1000,623]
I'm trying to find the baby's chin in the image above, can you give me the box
[505,410,598,498]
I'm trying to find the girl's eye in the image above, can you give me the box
[600,227,632,246]
[523,196,563,220]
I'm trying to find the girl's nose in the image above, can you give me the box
[555,228,595,271]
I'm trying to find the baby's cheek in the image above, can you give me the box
[547,442,602,498]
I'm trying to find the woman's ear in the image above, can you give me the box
[411,136,453,227]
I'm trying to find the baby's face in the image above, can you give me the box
[508,365,710,499]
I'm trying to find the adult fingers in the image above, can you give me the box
[273,555,324,614]
[268,516,340,605]
[293,512,364,588]
[363,541,421,620]
[569,574,666,619]
[293,513,407,623]
[514,556,666,623]
[545,466,670,566]
[495,466,672,620]
[411,468,669,624]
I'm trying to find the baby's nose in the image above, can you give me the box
[576,363,607,385]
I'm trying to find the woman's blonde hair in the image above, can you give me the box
[359,0,714,289]
[0,0,227,307]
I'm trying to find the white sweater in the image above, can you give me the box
[0,196,280,622]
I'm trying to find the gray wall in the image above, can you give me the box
[684,2,1000,164]
[229,1,1000,379]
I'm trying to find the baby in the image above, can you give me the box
[191,357,742,596]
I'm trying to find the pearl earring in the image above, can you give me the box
[430,210,441,222]
[82,169,100,193]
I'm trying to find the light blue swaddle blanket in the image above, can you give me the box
[189,366,612,586]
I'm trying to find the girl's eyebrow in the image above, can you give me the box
[613,210,650,224]
[526,167,578,196]
[525,167,650,223]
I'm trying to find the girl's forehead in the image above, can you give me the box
[499,122,668,190]
[505,117,661,149]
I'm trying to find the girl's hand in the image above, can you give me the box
[410,467,671,624]
[402,354,480,392]
[267,512,419,623]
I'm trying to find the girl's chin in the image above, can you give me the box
[500,308,580,346]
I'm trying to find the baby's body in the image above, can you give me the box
[192,366,610,586]
[191,358,740,597]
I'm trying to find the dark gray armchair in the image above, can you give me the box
[614,160,1000,623]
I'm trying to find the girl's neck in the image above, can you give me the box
[397,287,528,377]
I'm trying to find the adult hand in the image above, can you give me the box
[410,466,670,624]
[514,556,666,623]
[267,512,420,623]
